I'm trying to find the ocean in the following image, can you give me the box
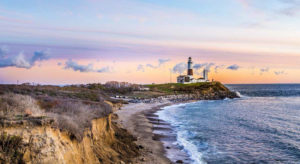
[156,84,300,164]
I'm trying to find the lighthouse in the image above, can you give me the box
[177,57,209,84]
[187,57,193,76]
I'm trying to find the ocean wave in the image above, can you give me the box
[227,84,300,97]
[235,91,244,98]
[177,130,206,164]
[157,103,207,164]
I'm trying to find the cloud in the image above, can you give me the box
[260,67,269,75]
[193,63,215,74]
[227,64,240,70]
[158,59,170,66]
[146,59,170,69]
[260,67,269,72]
[214,65,225,73]
[193,63,206,70]
[136,64,145,72]
[64,59,110,73]
[204,63,215,72]
[31,51,50,63]
[64,60,94,72]
[274,70,287,75]
[11,53,32,68]
[0,49,50,69]
[172,62,187,74]
[97,66,110,73]
[146,64,157,69]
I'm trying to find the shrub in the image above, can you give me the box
[0,93,44,118]
[37,98,59,110]
[0,132,26,164]
[47,101,112,140]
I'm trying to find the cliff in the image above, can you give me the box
[0,114,139,164]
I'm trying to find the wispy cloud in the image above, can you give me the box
[172,62,187,74]
[146,59,170,69]
[214,65,225,73]
[193,63,206,70]
[227,64,240,70]
[260,67,269,74]
[0,49,50,69]
[97,66,110,73]
[137,64,145,72]
[274,70,287,75]
[193,63,215,71]
[146,64,157,69]
[64,59,110,73]
[192,62,215,75]
[158,59,170,65]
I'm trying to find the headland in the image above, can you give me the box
[0,81,238,163]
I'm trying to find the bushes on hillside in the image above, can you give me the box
[0,93,44,117]
[47,101,112,140]
[0,93,113,141]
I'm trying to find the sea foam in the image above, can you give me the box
[177,130,206,164]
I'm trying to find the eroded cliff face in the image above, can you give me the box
[2,114,139,164]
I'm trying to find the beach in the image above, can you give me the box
[115,101,180,164]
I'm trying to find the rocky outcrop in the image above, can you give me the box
[127,82,239,103]
[1,114,139,164]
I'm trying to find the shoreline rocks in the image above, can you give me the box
[128,91,239,104]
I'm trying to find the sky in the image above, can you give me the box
[0,0,300,84]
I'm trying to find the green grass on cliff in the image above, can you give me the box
[145,81,229,94]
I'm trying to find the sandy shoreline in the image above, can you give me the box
[115,101,192,164]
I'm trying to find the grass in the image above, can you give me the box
[145,81,229,94]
